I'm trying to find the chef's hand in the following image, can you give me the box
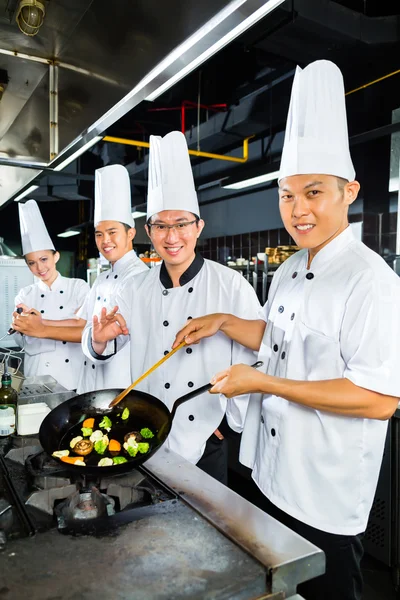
[210,364,267,397]
[92,306,129,343]
[172,313,227,348]
[12,307,45,337]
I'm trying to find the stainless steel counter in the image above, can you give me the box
[146,447,325,598]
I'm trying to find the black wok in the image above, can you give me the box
[39,382,211,476]
[39,361,262,476]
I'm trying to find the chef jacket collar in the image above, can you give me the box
[160,253,204,289]
[37,272,63,292]
[306,225,355,271]
[111,249,137,274]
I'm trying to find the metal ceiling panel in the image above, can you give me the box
[0,0,285,207]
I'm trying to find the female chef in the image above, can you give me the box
[13,200,89,390]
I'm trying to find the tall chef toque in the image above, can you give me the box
[279,60,355,182]
[94,164,135,228]
[19,199,55,255]
[146,131,200,221]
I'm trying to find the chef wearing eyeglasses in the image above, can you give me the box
[83,131,261,484]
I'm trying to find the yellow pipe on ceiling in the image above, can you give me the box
[345,68,400,96]
[102,135,253,164]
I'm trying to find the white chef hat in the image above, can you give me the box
[94,164,134,228]
[279,60,355,182]
[19,199,55,256]
[146,131,200,221]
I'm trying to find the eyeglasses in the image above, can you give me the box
[148,219,198,235]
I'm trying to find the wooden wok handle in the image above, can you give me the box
[108,340,187,408]
[170,360,264,420]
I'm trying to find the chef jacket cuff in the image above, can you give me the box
[88,338,116,361]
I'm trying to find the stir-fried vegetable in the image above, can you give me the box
[112,456,128,465]
[137,442,150,454]
[55,412,154,466]
[70,436,83,449]
[99,415,112,432]
[109,439,121,452]
[90,430,104,443]
[83,418,95,429]
[94,436,109,455]
[61,456,85,466]
[98,457,113,467]
[52,450,69,459]
[81,427,93,437]
[140,428,154,439]
[74,439,94,456]
[123,438,150,457]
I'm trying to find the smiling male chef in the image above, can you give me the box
[173,61,400,599]
[83,131,260,483]
[13,165,148,393]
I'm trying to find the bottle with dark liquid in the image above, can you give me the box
[0,369,18,437]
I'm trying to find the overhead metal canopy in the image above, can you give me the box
[0,0,285,207]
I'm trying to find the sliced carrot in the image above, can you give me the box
[109,439,121,452]
[60,456,86,465]
[83,418,95,429]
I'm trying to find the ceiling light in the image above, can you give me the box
[16,0,45,37]
[223,170,279,190]
[13,184,39,202]
[57,230,81,238]
[132,211,147,219]
[145,0,285,101]
[52,136,103,172]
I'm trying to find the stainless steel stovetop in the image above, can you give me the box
[0,436,324,600]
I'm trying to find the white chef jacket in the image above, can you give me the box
[240,226,400,535]
[83,255,260,464]
[77,250,148,394]
[15,273,89,390]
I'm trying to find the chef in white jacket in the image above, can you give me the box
[83,131,260,483]
[12,200,89,390]
[174,61,400,599]
[76,164,148,393]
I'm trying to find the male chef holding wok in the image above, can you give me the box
[82,131,261,484]
[173,60,400,600]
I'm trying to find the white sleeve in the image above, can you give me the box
[341,270,400,397]
[225,275,261,433]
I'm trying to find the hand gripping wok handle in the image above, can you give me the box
[170,360,264,421]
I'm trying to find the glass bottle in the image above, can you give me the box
[0,372,18,437]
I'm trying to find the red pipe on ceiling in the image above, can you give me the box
[147,101,228,133]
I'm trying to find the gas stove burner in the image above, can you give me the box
[56,486,116,534]
[61,487,115,521]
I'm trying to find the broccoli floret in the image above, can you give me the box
[94,438,109,455]
[121,407,130,420]
[126,444,139,457]
[137,442,150,454]
[140,428,154,439]
[81,427,93,437]
[99,416,112,432]
[113,456,128,465]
